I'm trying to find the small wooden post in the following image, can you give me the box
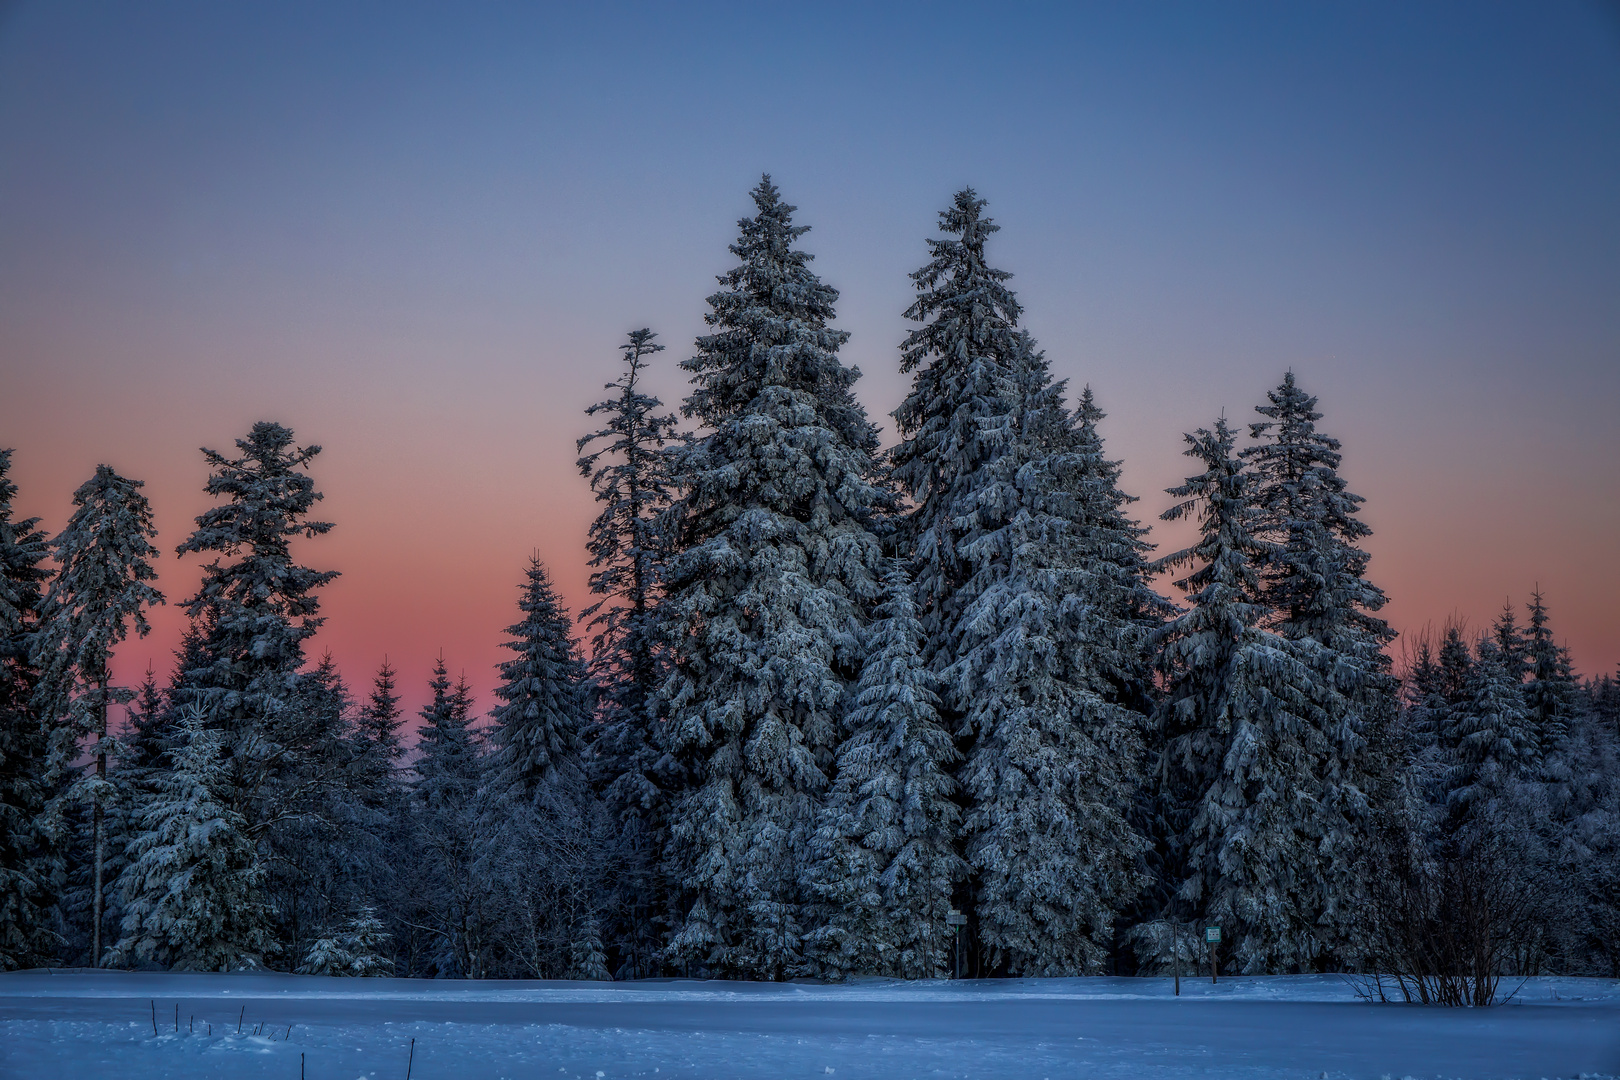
[150,1000,157,1036]
[1172,921,1180,997]
[407,1036,416,1080]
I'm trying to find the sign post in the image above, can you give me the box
[1204,926,1221,984]
[947,909,967,980]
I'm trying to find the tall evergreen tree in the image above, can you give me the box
[891,191,1151,975]
[1240,373,1397,952]
[890,188,1027,657]
[576,330,682,976]
[174,421,338,828]
[1154,418,1334,973]
[1066,386,1171,706]
[949,355,1149,975]
[112,708,274,971]
[659,176,889,979]
[489,557,589,805]
[577,329,680,816]
[1241,373,1392,653]
[0,448,56,970]
[804,565,962,978]
[32,465,164,967]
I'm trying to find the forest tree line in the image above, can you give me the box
[2,178,1616,990]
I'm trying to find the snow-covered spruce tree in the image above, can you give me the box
[32,465,164,966]
[576,328,680,977]
[1439,637,1535,826]
[485,558,616,979]
[1524,590,1578,760]
[1540,686,1620,975]
[658,177,889,979]
[890,190,1150,975]
[489,557,589,805]
[565,913,612,981]
[1397,632,1458,808]
[1239,373,1397,955]
[405,660,491,977]
[343,906,394,976]
[0,448,57,970]
[955,355,1151,976]
[268,653,371,964]
[337,661,406,967]
[174,422,337,823]
[890,189,1027,661]
[173,422,339,963]
[299,906,393,976]
[1153,417,1334,974]
[1066,386,1171,707]
[803,565,962,978]
[112,708,274,970]
[298,929,353,976]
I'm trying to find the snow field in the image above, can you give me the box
[3,971,1619,1079]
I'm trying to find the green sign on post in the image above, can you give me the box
[1204,926,1220,943]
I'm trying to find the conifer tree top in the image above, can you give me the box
[1157,416,1269,615]
[40,464,164,648]
[682,175,872,452]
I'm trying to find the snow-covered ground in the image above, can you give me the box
[3,970,1617,1079]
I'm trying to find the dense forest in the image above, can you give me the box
[2,178,1615,996]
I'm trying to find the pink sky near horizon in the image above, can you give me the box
[4,335,1614,728]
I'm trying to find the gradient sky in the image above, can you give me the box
[2,1,1617,721]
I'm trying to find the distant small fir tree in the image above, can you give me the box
[1492,600,1529,685]
[1440,637,1535,824]
[1524,590,1578,758]
[409,657,489,978]
[351,659,405,814]
[489,557,589,808]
